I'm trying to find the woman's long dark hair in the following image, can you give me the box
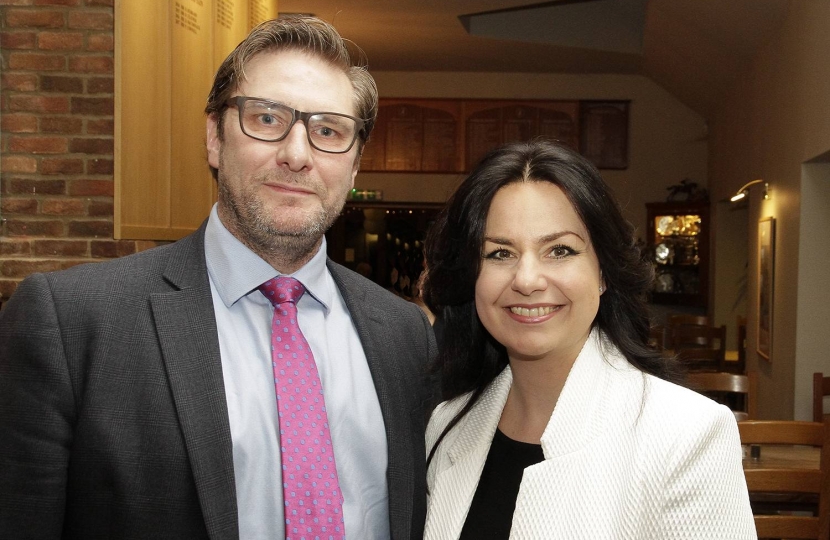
[422,140,679,466]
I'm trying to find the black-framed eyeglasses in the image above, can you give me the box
[226,96,365,154]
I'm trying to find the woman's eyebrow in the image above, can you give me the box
[484,230,585,245]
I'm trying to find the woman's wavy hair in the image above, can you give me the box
[422,140,678,465]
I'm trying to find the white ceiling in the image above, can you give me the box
[279,0,790,118]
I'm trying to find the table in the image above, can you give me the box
[742,444,821,514]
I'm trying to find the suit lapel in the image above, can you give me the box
[151,226,239,540]
[328,262,415,540]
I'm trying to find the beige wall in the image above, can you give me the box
[709,2,830,419]
[356,72,708,239]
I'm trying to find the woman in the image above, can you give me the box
[421,140,755,539]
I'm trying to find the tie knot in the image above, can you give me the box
[259,276,305,306]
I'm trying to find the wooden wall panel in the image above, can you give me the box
[115,0,278,241]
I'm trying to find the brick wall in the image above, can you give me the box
[0,0,160,302]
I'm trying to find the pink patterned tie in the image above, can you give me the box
[259,276,345,540]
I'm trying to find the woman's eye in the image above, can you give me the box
[550,245,574,258]
[484,248,511,260]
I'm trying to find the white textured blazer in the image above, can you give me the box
[425,329,756,539]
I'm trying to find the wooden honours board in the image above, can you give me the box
[115,0,277,241]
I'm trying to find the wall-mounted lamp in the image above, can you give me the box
[730,179,769,202]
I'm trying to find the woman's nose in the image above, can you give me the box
[511,257,547,295]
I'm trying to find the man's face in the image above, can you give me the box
[206,49,359,268]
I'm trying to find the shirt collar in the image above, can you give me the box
[204,204,333,312]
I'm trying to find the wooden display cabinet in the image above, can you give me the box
[645,201,710,308]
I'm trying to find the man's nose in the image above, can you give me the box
[275,122,313,172]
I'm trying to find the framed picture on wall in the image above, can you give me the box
[757,217,775,361]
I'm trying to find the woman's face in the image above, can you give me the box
[474,181,604,365]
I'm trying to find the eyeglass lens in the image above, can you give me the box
[239,99,359,153]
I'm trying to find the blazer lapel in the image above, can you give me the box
[328,262,417,540]
[151,226,239,540]
[425,369,513,540]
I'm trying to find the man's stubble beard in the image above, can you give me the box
[217,168,348,269]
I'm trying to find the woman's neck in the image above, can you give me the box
[497,351,579,444]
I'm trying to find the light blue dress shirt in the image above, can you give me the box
[204,205,390,539]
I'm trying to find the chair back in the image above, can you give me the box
[671,322,726,350]
[684,371,757,420]
[738,420,829,539]
[667,314,709,346]
[675,347,725,372]
[815,373,830,422]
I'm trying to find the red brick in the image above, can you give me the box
[60,260,96,271]
[1,113,38,133]
[8,52,66,71]
[87,33,113,51]
[70,96,113,115]
[1,259,64,277]
[7,178,66,195]
[69,178,112,196]
[34,0,81,5]
[42,198,85,215]
[87,158,113,175]
[4,9,65,28]
[0,239,31,257]
[40,116,83,134]
[41,157,84,175]
[86,118,113,135]
[68,11,112,30]
[68,219,112,238]
[87,199,113,217]
[85,0,113,5]
[9,95,70,114]
[0,280,20,302]
[33,239,88,256]
[9,135,68,154]
[1,31,37,49]
[68,55,113,73]
[38,31,84,50]
[1,198,38,214]
[69,137,112,154]
[1,72,38,91]
[5,219,65,237]
[0,155,37,173]
[0,0,34,7]
[40,74,84,93]
[91,239,135,258]
[86,77,113,94]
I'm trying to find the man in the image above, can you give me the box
[0,16,436,540]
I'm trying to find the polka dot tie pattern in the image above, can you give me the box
[259,276,345,540]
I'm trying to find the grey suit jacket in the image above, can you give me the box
[0,224,437,540]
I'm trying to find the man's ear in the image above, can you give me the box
[206,114,221,169]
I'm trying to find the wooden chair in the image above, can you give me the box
[733,315,747,374]
[815,372,830,422]
[666,314,709,345]
[670,321,727,351]
[684,371,757,420]
[675,347,726,372]
[738,420,829,539]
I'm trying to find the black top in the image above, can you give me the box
[458,428,545,540]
